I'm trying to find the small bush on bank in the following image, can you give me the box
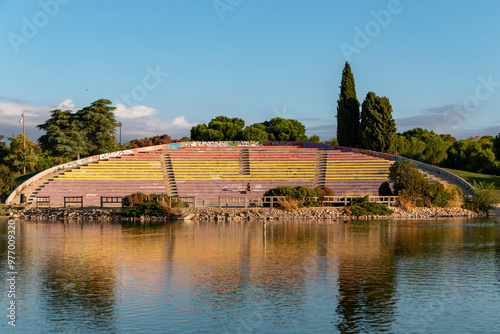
[428,182,463,208]
[468,181,499,212]
[278,197,299,212]
[121,202,170,217]
[349,202,394,217]
[121,192,188,217]
[378,182,393,196]
[263,186,325,208]
[313,186,334,199]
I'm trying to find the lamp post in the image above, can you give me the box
[394,123,398,156]
[118,122,122,150]
[20,113,26,174]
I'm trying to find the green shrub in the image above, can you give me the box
[263,186,320,207]
[468,181,499,212]
[350,202,394,217]
[121,202,170,217]
[428,182,454,207]
[314,186,334,199]
[378,181,393,196]
[389,160,430,196]
[170,198,189,208]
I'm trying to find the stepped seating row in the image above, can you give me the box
[29,144,394,207]
[32,154,166,206]
[34,181,166,206]
[170,146,318,204]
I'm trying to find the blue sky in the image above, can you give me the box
[1,0,499,143]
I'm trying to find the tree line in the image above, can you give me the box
[336,62,500,175]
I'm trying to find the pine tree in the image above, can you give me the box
[359,92,396,152]
[38,109,88,159]
[336,62,360,147]
[75,99,118,155]
[38,99,118,159]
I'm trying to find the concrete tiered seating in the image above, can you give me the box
[169,146,320,205]
[30,143,394,207]
[169,147,242,205]
[34,155,166,207]
[324,151,392,196]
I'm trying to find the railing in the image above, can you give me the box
[101,196,124,208]
[64,196,83,208]
[169,196,196,209]
[218,196,287,208]
[217,195,398,208]
[35,196,51,207]
[322,196,398,207]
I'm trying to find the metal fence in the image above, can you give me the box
[217,195,398,208]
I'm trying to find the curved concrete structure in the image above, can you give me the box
[6,141,473,207]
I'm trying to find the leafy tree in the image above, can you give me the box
[208,116,245,140]
[37,109,88,159]
[336,62,360,147]
[359,92,396,152]
[307,135,320,143]
[129,134,172,148]
[75,99,118,155]
[241,123,269,141]
[389,160,429,196]
[0,164,15,191]
[190,124,209,140]
[3,134,39,174]
[323,137,339,146]
[494,133,500,162]
[398,128,450,165]
[439,133,456,143]
[190,116,245,141]
[469,181,499,212]
[38,99,118,159]
[263,117,307,141]
[444,139,496,173]
[0,135,9,164]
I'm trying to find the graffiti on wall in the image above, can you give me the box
[223,183,263,192]
[99,150,133,160]
[264,141,296,146]
[65,156,97,168]
[166,141,264,148]
[302,142,333,150]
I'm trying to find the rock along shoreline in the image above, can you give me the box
[7,206,487,222]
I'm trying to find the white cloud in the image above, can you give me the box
[0,98,196,142]
[54,98,76,111]
[114,103,157,119]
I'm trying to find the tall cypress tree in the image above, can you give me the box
[336,62,360,147]
[359,92,396,152]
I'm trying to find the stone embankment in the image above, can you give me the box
[7,206,484,221]
[182,206,485,221]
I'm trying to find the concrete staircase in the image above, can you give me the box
[239,148,250,175]
[11,165,85,206]
[161,153,178,197]
[313,151,327,188]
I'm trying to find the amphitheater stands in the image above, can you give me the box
[28,142,394,207]
[323,151,391,196]
[33,154,166,207]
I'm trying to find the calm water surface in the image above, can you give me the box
[1,217,499,333]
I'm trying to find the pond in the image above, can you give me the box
[1,217,499,333]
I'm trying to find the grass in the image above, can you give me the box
[444,168,500,198]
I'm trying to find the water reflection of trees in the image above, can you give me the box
[334,222,397,333]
